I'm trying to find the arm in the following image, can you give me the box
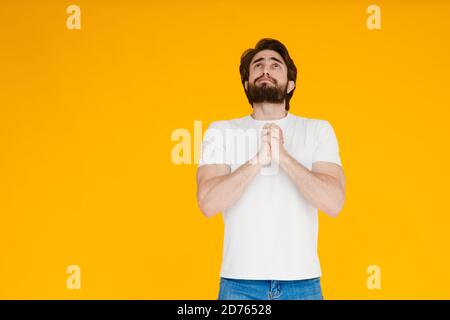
[267,123,345,217]
[279,149,346,217]
[196,158,262,218]
[196,125,272,218]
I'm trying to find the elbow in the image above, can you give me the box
[324,197,345,218]
[198,201,218,218]
[330,188,346,217]
[197,189,217,218]
[326,208,341,218]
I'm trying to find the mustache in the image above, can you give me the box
[255,75,277,85]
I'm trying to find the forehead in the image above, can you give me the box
[250,49,285,64]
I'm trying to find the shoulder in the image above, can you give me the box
[289,114,340,143]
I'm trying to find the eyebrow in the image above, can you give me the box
[251,56,284,65]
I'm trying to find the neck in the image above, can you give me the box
[251,102,288,120]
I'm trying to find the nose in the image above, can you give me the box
[260,71,272,81]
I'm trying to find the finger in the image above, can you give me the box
[270,127,279,137]
[272,126,283,141]
[261,129,269,142]
[270,129,279,139]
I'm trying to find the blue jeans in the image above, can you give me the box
[218,277,323,300]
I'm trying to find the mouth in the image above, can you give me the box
[257,77,275,84]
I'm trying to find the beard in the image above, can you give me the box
[247,78,288,104]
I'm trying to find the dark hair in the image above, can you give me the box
[239,38,297,111]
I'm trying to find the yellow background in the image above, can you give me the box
[1,0,449,299]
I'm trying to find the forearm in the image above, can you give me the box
[199,157,262,218]
[279,151,345,217]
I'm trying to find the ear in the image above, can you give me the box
[287,80,295,94]
[244,80,248,91]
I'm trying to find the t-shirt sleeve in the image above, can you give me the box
[312,120,342,166]
[198,121,229,167]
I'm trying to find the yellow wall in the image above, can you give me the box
[1,0,449,299]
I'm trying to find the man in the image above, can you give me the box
[196,38,346,300]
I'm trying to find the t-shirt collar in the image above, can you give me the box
[247,111,291,128]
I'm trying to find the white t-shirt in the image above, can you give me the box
[198,112,342,280]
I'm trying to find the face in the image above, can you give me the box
[245,49,295,104]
